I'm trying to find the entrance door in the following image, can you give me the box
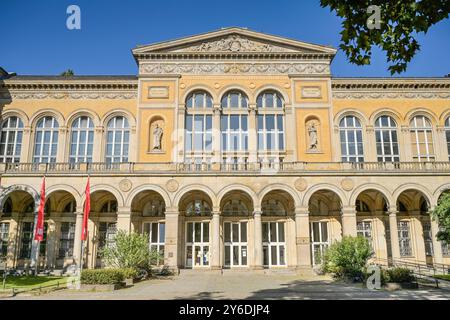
[185,222,210,268]
[224,221,248,267]
[262,222,286,267]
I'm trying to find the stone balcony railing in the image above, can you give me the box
[1,161,450,175]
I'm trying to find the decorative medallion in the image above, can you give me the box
[284,82,291,89]
[249,83,256,89]
[341,178,354,191]
[166,179,179,192]
[214,83,221,89]
[180,83,186,89]
[119,179,132,192]
[294,178,308,192]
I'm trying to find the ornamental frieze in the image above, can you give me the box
[0,92,137,100]
[172,35,296,53]
[332,91,450,99]
[139,62,330,75]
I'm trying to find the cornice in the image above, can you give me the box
[134,52,335,61]
[331,78,450,99]
[0,79,139,100]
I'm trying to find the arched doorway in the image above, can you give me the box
[308,190,342,266]
[131,190,166,265]
[261,190,295,268]
[88,190,118,268]
[220,190,253,268]
[178,190,213,268]
[354,189,389,263]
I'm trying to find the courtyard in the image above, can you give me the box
[5,271,450,300]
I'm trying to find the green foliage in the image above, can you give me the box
[120,267,139,280]
[434,274,450,281]
[320,0,450,74]
[432,192,450,244]
[384,267,415,283]
[80,269,124,285]
[100,231,162,271]
[323,236,373,278]
[60,69,74,76]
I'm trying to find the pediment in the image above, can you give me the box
[133,27,336,55]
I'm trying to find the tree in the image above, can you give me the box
[431,192,450,244]
[320,0,450,74]
[60,69,74,76]
[323,236,373,279]
[100,231,162,271]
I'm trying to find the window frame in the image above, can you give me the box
[0,116,24,163]
[410,115,435,162]
[69,116,94,163]
[105,116,130,163]
[339,115,364,163]
[375,115,400,162]
[33,116,59,163]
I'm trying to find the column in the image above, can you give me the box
[365,125,377,162]
[45,219,58,269]
[29,207,39,272]
[341,205,357,237]
[164,208,180,269]
[430,217,443,264]
[20,126,32,162]
[116,207,132,233]
[295,207,311,269]
[248,104,257,163]
[73,210,84,267]
[436,126,448,161]
[6,213,20,268]
[388,206,401,261]
[176,106,186,164]
[212,104,222,164]
[211,210,221,269]
[400,125,412,161]
[56,126,68,162]
[411,210,426,263]
[252,210,263,269]
[93,126,104,162]
[87,218,96,269]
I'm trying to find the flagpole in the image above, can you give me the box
[79,174,90,276]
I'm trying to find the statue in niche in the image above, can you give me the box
[152,123,163,150]
[307,121,319,151]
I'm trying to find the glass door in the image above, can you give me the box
[262,222,286,267]
[310,221,329,265]
[224,221,248,267]
[185,221,210,268]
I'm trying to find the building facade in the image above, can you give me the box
[0,28,449,272]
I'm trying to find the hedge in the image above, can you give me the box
[384,267,415,283]
[80,269,125,285]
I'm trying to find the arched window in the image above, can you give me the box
[262,199,286,216]
[221,91,248,109]
[256,91,285,152]
[410,115,434,162]
[143,199,166,216]
[185,91,213,155]
[105,116,129,163]
[375,116,399,162]
[186,90,212,109]
[256,91,284,109]
[339,116,364,162]
[185,200,211,216]
[0,116,23,163]
[100,200,118,213]
[33,116,59,163]
[69,116,94,163]
[221,91,248,153]
[445,117,450,161]
[222,200,249,216]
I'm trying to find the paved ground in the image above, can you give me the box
[6,271,450,300]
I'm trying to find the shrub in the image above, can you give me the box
[385,267,415,283]
[80,269,124,285]
[323,236,373,279]
[100,231,161,271]
[120,268,138,280]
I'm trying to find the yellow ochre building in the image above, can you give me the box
[0,27,449,272]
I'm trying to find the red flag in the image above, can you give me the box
[81,177,90,241]
[34,177,45,241]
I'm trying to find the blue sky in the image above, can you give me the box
[1,0,449,77]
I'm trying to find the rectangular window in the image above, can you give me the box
[0,223,9,257]
[185,115,212,152]
[221,115,248,152]
[59,222,75,258]
[20,222,34,259]
[97,222,117,257]
[398,221,412,257]
[310,221,329,265]
[143,222,165,265]
[411,130,435,162]
[422,222,434,256]
[262,222,286,267]
[257,114,284,151]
